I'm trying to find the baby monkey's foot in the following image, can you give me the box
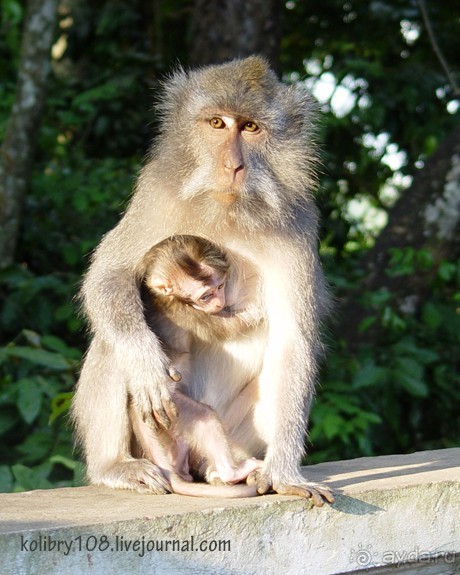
[209,458,263,485]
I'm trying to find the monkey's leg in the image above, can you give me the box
[245,369,334,505]
[131,398,259,498]
[169,437,193,481]
[172,392,259,484]
[130,403,193,482]
[223,389,334,505]
[248,365,334,506]
[72,339,171,494]
[251,373,334,506]
[242,248,334,507]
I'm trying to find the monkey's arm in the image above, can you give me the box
[80,225,178,428]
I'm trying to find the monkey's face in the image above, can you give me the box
[203,114,260,198]
[172,269,226,315]
[156,57,319,230]
[177,111,287,229]
[187,273,226,315]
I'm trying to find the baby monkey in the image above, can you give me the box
[132,235,262,497]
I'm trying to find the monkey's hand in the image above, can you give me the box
[128,361,179,430]
[246,469,334,507]
[131,384,178,431]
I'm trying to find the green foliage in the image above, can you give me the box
[311,255,460,462]
[386,247,434,277]
[20,154,135,273]
[0,266,79,341]
[0,330,83,491]
[284,0,460,255]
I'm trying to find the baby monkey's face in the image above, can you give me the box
[184,272,227,315]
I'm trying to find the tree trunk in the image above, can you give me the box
[370,127,460,265]
[189,0,283,72]
[0,0,59,268]
[337,126,460,344]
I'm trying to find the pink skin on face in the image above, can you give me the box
[191,275,226,314]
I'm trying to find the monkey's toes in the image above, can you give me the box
[208,472,226,486]
[247,470,334,505]
[104,459,172,495]
[246,469,271,494]
[274,482,335,506]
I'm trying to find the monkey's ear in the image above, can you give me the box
[152,279,174,295]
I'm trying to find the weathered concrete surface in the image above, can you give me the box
[0,448,459,575]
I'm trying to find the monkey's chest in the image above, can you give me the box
[187,333,265,409]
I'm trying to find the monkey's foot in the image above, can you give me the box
[208,458,263,485]
[208,474,226,486]
[224,458,264,484]
[98,459,172,495]
[246,470,334,507]
[273,482,334,506]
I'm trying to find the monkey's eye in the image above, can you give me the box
[209,117,225,129]
[200,293,213,302]
[217,283,224,290]
[243,121,259,133]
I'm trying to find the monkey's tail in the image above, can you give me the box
[170,476,258,498]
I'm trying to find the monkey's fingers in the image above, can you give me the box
[152,393,179,429]
[137,467,172,495]
[152,407,172,429]
[111,460,172,494]
[162,396,179,421]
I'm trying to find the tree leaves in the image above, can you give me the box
[4,347,74,371]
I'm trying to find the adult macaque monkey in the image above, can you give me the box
[72,56,333,506]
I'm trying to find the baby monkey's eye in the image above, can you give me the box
[243,121,259,133]
[209,117,225,129]
[200,293,213,302]
[217,283,224,290]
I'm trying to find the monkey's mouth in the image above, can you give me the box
[211,192,239,205]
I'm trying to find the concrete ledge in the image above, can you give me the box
[0,448,459,575]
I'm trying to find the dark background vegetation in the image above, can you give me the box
[0,0,459,491]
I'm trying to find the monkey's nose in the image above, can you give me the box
[224,158,244,173]
[223,141,244,173]
[224,164,245,186]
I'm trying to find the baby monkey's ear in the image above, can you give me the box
[151,279,174,296]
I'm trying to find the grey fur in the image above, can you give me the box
[72,56,333,505]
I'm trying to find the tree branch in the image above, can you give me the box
[418,0,460,96]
